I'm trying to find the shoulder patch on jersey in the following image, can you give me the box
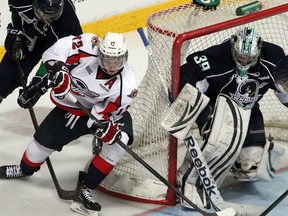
[128,89,138,98]
[91,36,100,49]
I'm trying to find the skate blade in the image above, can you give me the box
[70,201,99,216]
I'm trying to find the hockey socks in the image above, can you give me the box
[70,155,114,215]
[84,154,114,189]
[20,151,43,175]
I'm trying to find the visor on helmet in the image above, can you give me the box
[33,0,64,24]
[98,32,128,75]
[99,52,128,75]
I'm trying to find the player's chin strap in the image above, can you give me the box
[66,91,236,216]
[161,85,263,215]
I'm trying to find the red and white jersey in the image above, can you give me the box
[42,33,138,122]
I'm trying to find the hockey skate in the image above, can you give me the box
[0,165,30,179]
[70,184,101,216]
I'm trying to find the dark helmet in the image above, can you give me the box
[274,56,288,93]
[33,0,64,24]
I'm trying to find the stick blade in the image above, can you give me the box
[57,190,76,200]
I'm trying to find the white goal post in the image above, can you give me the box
[98,0,288,205]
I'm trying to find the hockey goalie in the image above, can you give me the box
[161,27,286,213]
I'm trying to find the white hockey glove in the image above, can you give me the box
[90,121,122,145]
[45,60,71,97]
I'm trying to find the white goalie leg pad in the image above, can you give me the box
[178,94,251,210]
[161,83,209,140]
[233,139,285,182]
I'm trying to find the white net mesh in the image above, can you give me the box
[100,0,288,204]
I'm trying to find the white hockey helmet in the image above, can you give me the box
[98,32,128,75]
[231,27,262,76]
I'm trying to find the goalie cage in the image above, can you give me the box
[98,0,288,205]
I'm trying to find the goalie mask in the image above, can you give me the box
[33,0,64,24]
[231,27,262,77]
[98,32,128,76]
[274,56,288,93]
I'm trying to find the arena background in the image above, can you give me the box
[0,0,191,60]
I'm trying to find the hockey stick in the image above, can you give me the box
[66,92,236,216]
[15,54,76,200]
[137,27,173,103]
[259,189,288,216]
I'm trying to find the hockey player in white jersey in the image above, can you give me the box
[0,32,137,216]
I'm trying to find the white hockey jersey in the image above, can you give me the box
[42,33,138,122]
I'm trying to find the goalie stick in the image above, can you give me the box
[66,92,236,216]
[260,189,288,216]
[137,27,173,103]
[15,54,76,200]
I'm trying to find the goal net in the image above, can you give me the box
[99,0,288,205]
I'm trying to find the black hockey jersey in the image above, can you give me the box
[180,40,286,109]
[8,0,82,52]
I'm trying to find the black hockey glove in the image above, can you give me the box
[4,23,27,61]
[193,0,220,10]
[90,121,122,145]
[17,76,48,109]
[45,61,71,97]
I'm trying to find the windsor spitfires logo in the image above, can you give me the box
[230,79,260,109]
[71,77,99,98]
[91,36,100,49]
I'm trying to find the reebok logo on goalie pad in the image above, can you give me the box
[184,135,217,197]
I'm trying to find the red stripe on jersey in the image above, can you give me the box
[92,155,114,175]
[66,50,95,65]
[50,94,89,116]
[22,151,45,168]
[66,54,80,65]
[100,96,121,120]
[79,50,92,58]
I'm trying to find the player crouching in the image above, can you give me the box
[0,31,137,216]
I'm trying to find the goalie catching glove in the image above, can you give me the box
[18,76,48,108]
[193,0,220,10]
[45,60,71,97]
[90,121,121,145]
